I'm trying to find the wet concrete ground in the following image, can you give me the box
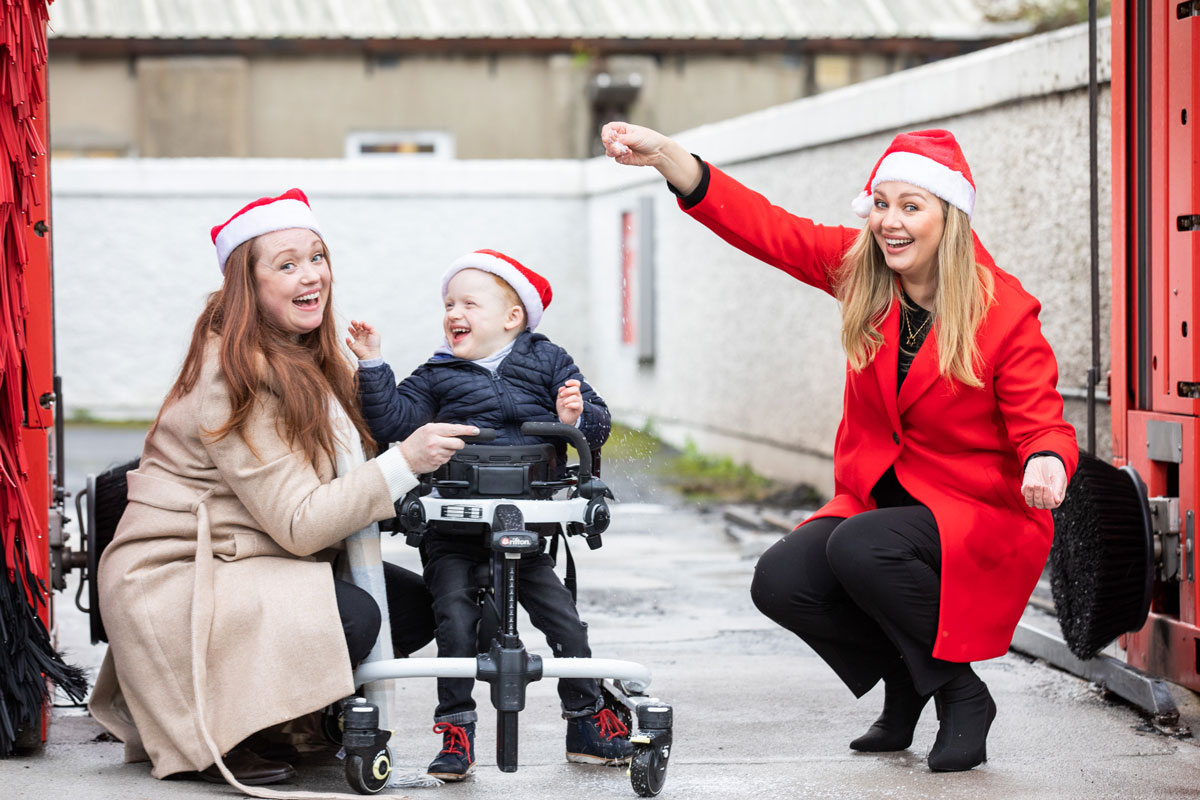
[6,425,1200,798]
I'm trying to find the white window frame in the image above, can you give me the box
[344,130,456,160]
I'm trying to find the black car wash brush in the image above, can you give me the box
[1049,453,1155,660]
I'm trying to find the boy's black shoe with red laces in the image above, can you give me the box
[427,721,475,781]
[565,709,634,765]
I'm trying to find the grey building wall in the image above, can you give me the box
[580,20,1112,495]
[51,21,1110,496]
[48,50,931,160]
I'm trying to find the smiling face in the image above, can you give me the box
[868,182,946,288]
[251,228,330,336]
[443,269,525,360]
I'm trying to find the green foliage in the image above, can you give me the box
[67,406,97,423]
[978,0,1111,32]
[670,437,777,503]
[602,422,667,462]
[607,422,800,504]
[65,408,151,428]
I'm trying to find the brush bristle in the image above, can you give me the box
[93,458,139,547]
[87,457,139,644]
[1050,454,1153,660]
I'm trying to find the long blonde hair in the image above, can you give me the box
[833,204,994,388]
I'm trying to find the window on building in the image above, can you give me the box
[344,131,455,159]
[589,71,643,157]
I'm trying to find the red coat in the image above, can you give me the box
[685,165,1079,662]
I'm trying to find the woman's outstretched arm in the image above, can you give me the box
[601,120,703,194]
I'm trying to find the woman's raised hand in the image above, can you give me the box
[601,121,703,194]
[601,121,670,166]
[346,320,382,361]
[398,423,479,474]
[1021,455,1068,510]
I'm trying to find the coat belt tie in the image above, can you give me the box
[124,471,388,799]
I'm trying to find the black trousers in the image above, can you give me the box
[422,533,603,724]
[750,506,971,698]
[334,561,436,666]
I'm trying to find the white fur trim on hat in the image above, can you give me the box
[861,151,976,219]
[442,250,550,331]
[213,197,322,273]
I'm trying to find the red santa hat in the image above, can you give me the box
[442,249,553,331]
[210,188,323,273]
[850,129,976,220]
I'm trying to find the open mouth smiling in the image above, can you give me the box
[293,290,320,309]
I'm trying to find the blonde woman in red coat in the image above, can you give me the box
[602,123,1078,772]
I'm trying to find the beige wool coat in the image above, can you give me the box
[89,339,417,778]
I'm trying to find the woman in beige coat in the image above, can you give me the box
[88,189,475,789]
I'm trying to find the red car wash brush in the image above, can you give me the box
[0,0,87,757]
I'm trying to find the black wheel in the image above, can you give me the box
[345,745,392,794]
[321,706,344,745]
[629,743,669,797]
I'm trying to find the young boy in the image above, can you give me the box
[346,249,630,781]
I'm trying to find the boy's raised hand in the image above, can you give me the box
[346,319,382,361]
[556,379,584,426]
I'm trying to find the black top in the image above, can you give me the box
[897,294,933,391]
[667,155,711,209]
[873,295,933,507]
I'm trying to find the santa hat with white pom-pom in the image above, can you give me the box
[850,129,976,220]
[442,249,553,331]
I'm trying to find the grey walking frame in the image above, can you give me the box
[336,421,674,797]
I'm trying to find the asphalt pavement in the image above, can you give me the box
[5,425,1200,799]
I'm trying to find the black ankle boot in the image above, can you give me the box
[850,669,931,752]
[928,672,996,771]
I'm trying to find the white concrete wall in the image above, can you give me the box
[52,21,1111,495]
[53,160,589,420]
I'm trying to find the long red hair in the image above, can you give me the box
[162,236,375,467]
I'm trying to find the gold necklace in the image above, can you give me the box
[902,303,932,347]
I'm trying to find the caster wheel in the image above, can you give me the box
[629,743,669,797]
[321,707,344,746]
[346,745,392,794]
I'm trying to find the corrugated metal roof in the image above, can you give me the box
[47,0,1024,41]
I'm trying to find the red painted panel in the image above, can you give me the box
[621,211,635,345]
[19,33,54,633]
[23,72,53,430]
[1158,0,1200,415]
[21,426,51,629]
[1112,1,1200,688]
[1110,0,1130,462]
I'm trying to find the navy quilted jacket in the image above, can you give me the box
[358,331,610,470]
